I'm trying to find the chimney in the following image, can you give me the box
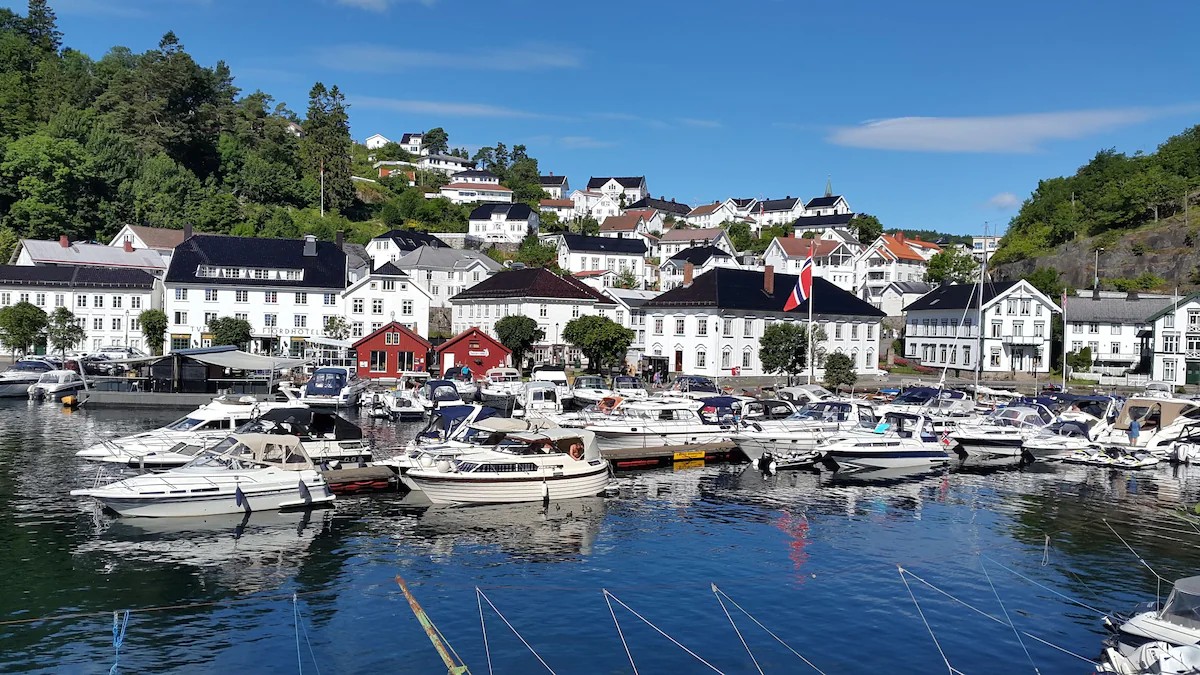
[1127,290,1139,301]
[896,231,905,243]
[683,262,694,287]
[1092,286,1101,300]
[123,239,133,253]
[184,222,193,240]
[303,234,317,257]
[335,230,344,250]
[764,265,775,295]
[59,235,69,248]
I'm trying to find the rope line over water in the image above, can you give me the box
[897,566,962,675]
[109,610,129,675]
[980,560,1039,675]
[710,584,826,674]
[293,593,322,675]
[475,588,556,675]
[603,589,726,674]
[0,588,338,627]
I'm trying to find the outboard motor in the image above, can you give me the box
[757,453,778,475]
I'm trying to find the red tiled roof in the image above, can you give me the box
[540,199,574,207]
[443,182,512,192]
[623,208,656,222]
[775,237,839,258]
[573,270,613,278]
[660,226,725,242]
[600,214,642,231]
[687,202,723,217]
[125,225,187,250]
[451,267,614,303]
[878,234,925,262]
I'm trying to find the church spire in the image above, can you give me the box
[825,175,832,197]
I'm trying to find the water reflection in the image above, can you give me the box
[413,497,608,560]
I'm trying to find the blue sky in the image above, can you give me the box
[11,0,1200,235]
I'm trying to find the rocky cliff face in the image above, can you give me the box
[993,214,1200,291]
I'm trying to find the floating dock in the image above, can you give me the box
[321,466,398,494]
[601,442,742,470]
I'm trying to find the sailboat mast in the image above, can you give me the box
[974,224,987,400]
[807,254,815,385]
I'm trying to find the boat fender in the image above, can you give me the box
[235,485,250,511]
[298,480,312,502]
[62,395,76,407]
[327,459,342,471]
[757,454,775,474]
[436,459,451,473]
[418,455,434,468]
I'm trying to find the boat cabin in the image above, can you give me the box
[670,375,719,394]
[573,375,608,391]
[492,429,600,461]
[187,433,317,471]
[878,412,939,442]
[240,408,363,441]
[1113,397,1200,433]
[34,370,84,387]
[739,399,797,421]
[613,376,647,394]
[987,405,1054,428]
[797,401,877,428]
[1157,577,1200,630]
[485,368,521,384]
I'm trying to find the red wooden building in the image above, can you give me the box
[351,321,432,381]
[435,327,511,379]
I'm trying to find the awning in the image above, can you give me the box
[183,350,309,371]
[305,336,353,348]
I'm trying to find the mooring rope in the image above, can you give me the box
[1103,518,1171,605]
[475,588,556,674]
[980,560,1039,675]
[293,594,303,675]
[897,566,961,675]
[602,589,726,674]
[979,555,1110,616]
[710,584,825,674]
[109,610,129,675]
[0,588,338,627]
[710,584,763,675]
[292,594,321,675]
[477,589,494,675]
[604,589,639,675]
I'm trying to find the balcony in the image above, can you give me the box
[1187,349,1200,359]
[1096,352,1141,363]
[1188,323,1200,334]
[1002,335,1042,346]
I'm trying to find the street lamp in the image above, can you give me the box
[124,309,129,349]
[1094,248,1104,289]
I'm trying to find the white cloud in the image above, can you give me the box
[332,0,437,10]
[987,192,1021,210]
[318,43,580,72]
[826,106,1197,153]
[350,96,545,119]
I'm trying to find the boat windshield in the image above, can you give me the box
[1161,582,1200,630]
[308,371,347,393]
[432,385,460,402]
[575,376,606,389]
[164,416,208,431]
[674,376,717,392]
[9,361,51,373]
[36,373,60,384]
[799,402,852,422]
[614,376,644,389]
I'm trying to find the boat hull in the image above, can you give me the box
[822,449,950,471]
[74,480,334,517]
[407,464,611,505]
[952,437,1028,458]
[0,379,38,397]
[590,426,735,451]
[735,434,821,462]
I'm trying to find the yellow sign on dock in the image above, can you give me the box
[673,450,706,462]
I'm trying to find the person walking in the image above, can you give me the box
[1127,415,1141,447]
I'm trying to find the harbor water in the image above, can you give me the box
[3,401,1200,673]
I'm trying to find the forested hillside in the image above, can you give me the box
[0,1,549,257]
[993,123,1200,265]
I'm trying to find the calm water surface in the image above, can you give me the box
[2,401,1200,673]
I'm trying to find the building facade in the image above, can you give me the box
[585,176,648,204]
[341,264,432,339]
[350,321,432,381]
[1147,294,1200,388]
[551,234,646,280]
[467,203,539,243]
[435,327,511,378]
[1064,290,1170,376]
[392,246,501,309]
[761,237,858,292]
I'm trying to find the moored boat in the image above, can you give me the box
[27,369,87,401]
[298,366,368,408]
[818,412,952,472]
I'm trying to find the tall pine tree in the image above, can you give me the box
[23,0,60,55]
[301,82,353,215]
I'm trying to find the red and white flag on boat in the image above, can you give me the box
[940,431,951,446]
[783,252,813,312]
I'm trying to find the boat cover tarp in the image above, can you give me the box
[252,408,363,440]
[186,350,308,372]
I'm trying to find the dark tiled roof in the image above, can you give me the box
[0,265,156,289]
[343,243,371,270]
[1065,294,1173,323]
[792,212,856,228]
[904,281,1018,312]
[538,175,567,186]
[400,132,422,144]
[587,176,644,189]
[376,229,449,250]
[755,197,801,212]
[886,281,934,295]
[372,262,411,277]
[453,169,498,180]
[559,234,646,255]
[468,203,536,221]
[626,196,691,215]
[730,198,756,208]
[450,267,614,304]
[644,267,885,317]
[667,245,732,266]
[804,195,843,209]
[166,235,347,289]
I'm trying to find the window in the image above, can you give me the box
[432,286,440,296]
[538,305,548,318]
[1089,323,1099,333]
[90,294,102,308]
[654,318,663,334]
[402,300,413,315]
[205,289,218,302]
[1072,340,1083,352]
[991,321,1001,338]
[174,288,187,301]
[742,349,752,368]
[265,291,277,304]
[721,348,732,369]
[1020,299,1030,315]
[130,296,141,309]
[571,306,580,319]
[962,345,970,366]
[744,319,754,337]
[34,293,45,306]
[171,336,190,351]
[990,348,1001,367]
[1036,304,1043,316]
[235,313,248,321]
[835,323,843,339]
[696,350,707,368]
[1006,299,1016,314]
[1013,321,1024,336]
[1111,323,1121,335]
[174,311,187,325]
[372,299,383,314]
[697,320,708,337]
[1088,341,1098,354]
[131,318,140,331]
[294,315,307,328]
[351,322,364,337]
[383,280,395,291]
[940,347,947,363]
[1166,313,1176,328]
[235,290,248,303]
[54,294,63,307]
[76,295,86,308]
[1164,334,1179,353]
[351,298,364,313]
[370,350,388,373]
[908,342,916,356]
[1111,342,1121,355]
[92,317,103,330]
[949,347,956,364]
[324,293,336,305]
[675,318,685,336]
[264,313,277,327]
[295,292,307,305]
[1034,322,1045,337]
[385,332,399,345]
[1165,359,1178,382]
[112,317,121,330]
[204,312,217,325]
[723,319,733,337]
[1072,323,1083,333]
[851,324,858,339]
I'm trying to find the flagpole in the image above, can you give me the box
[1060,289,1068,392]
[807,280,814,384]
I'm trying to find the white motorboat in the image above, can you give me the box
[738,399,799,422]
[415,379,466,412]
[512,380,561,420]
[479,368,523,403]
[365,388,424,421]
[665,374,722,399]
[949,404,1055,459]
[1092,396,1200,454]
[818,412,953,472]
[612,375,649,399]
[298,366,368,408]
[28,369,87,401]
[0,359,56,397]
[1105,576,1200,658]
[735,400,878,465]
[571,375,613,407]
[531,365,573,407]
[71,433,335,517]
[405,428,610,504]
[584,396,738,451]
[379,414,549,491]
[775,384,837,407]
[1023,395,1121,458]
[877,386,976,417]
[1099,641,1200,675]
[76,396,298,467]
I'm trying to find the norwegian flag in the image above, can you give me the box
[783,252,814,312]
[940,431,951,446]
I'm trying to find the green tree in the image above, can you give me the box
[324,315,350,340]
[822,352,858,390]
[44,305,84,357]
[726,220,753,251]
[0,300,46,356]
[207,316,251,348]
[301,82,353,214]
[495,315,543,372]
[423,127,448,155]
[24,0,62,55]
[1066,347,1093,373]
[758,322,827,382]
[924,248,977,285]
[563,315,635,372]
[850,213,883,244]
[514,235,559,269]
[0,132,94,238]
[1024,267,1064,299]
[614,268,639,289]
[138,308,168,355]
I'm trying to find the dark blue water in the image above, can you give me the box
[2,401,1199,674]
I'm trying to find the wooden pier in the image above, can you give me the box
[600,442,743,470]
